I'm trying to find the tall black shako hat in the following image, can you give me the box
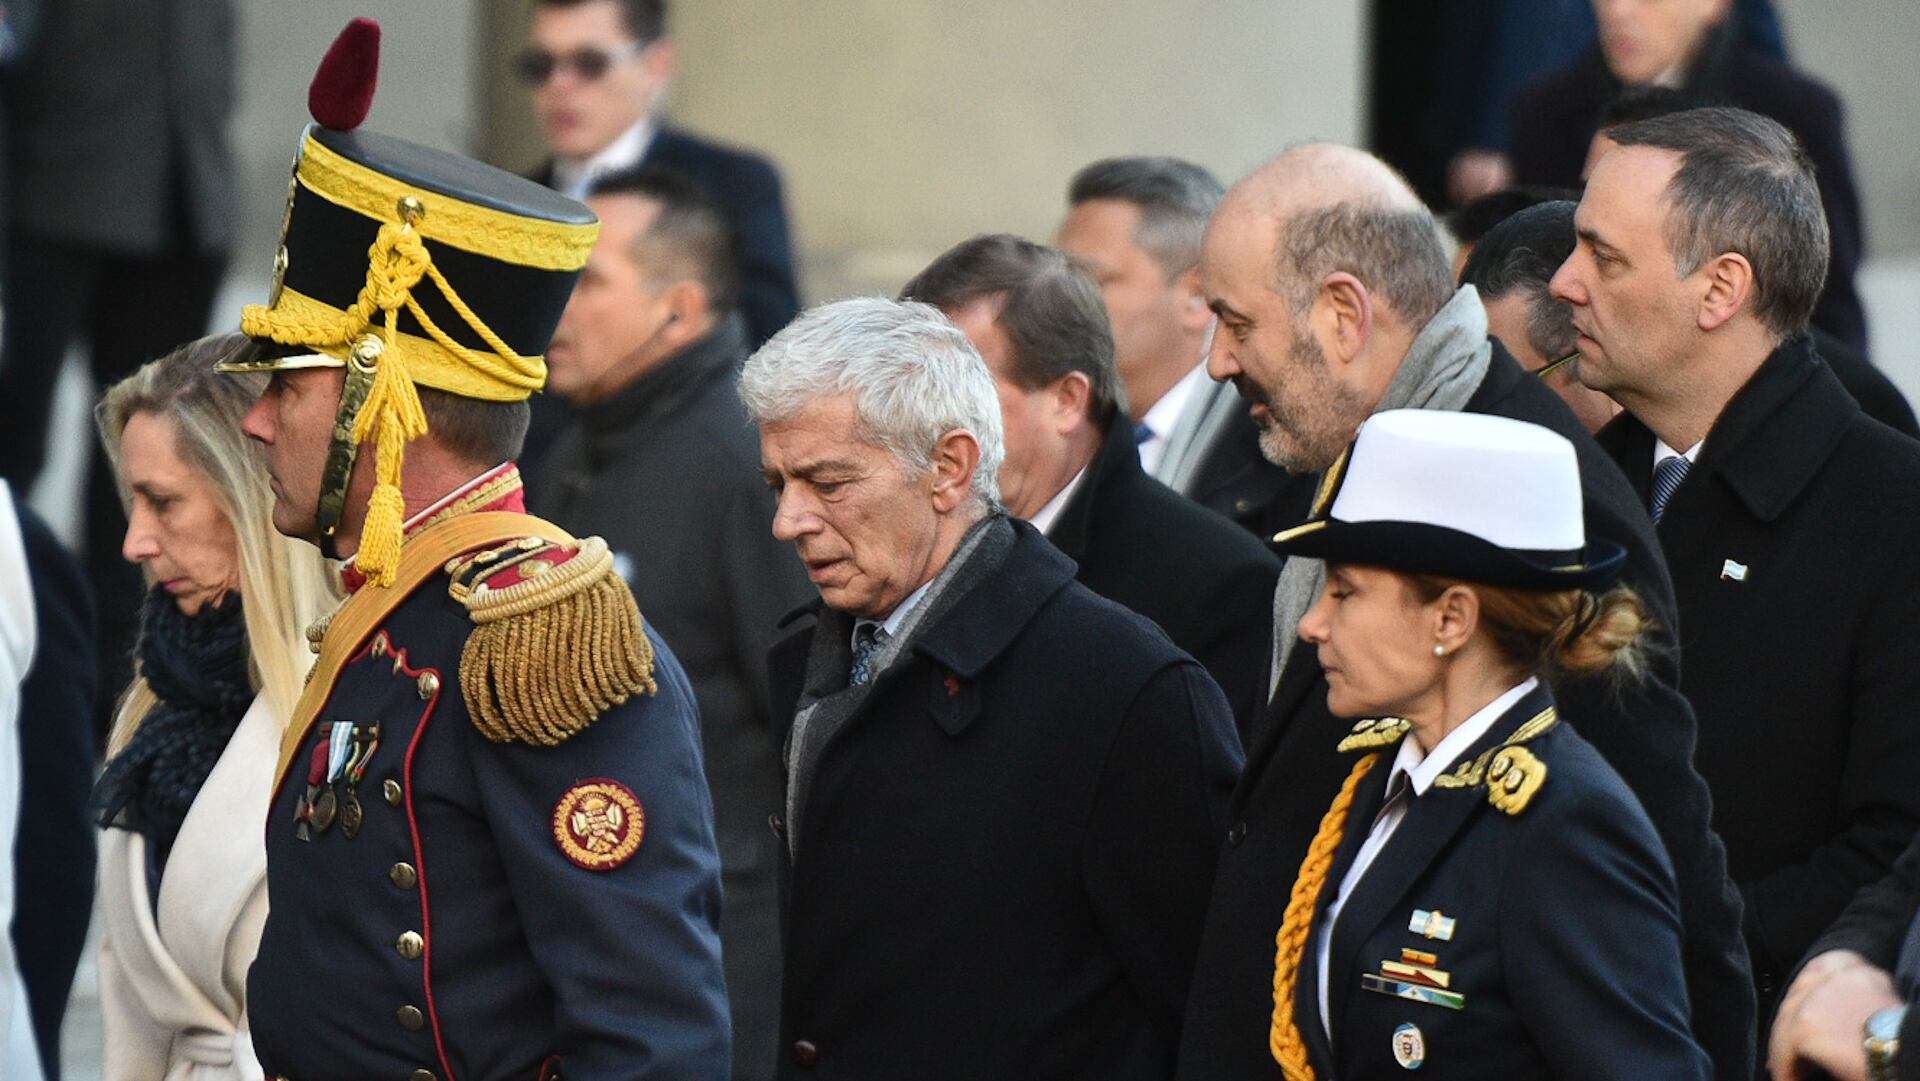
[221,18,598,586]
[1273,410,1626,590]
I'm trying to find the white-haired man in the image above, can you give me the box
[745,297,1242,1081]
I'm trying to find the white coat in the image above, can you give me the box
[97,689,281,1081]
[0,484,42,1081]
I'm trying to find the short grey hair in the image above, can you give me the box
[1605,106,1828,338]
[1275,202,1456,329]
[740,297,1005,512]
[1068,156,1225,278]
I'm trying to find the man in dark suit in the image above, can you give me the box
[522,0,796,348]
[1175,142,1753,1081]
[1552,106,1920,1046]
[519,0,800,473]
[746,296,1242,1080]
[529,168,812,1081]
[901,233,1282,733]
[1507,2,1867,351]
[1769,832,1920,1081]
[1054,157,1310,537]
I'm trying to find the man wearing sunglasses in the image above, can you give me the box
[522,0,798,352]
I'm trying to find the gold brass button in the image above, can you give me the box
[371,633,389,657]
[396,931,424,960]
[411,1072,437,1081]
[417,672,440,700]
[383,778,404,806]
[397,1004,425,1031]
[391,862,418,889]
[398,194,426,224]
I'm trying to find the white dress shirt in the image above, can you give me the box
[850,576,936,652]
[1136,360,1210,478]
[1027,465,1091,537]
[1651,436,1703,473]
[550,117,657,201]
[1315,676,1540,1040]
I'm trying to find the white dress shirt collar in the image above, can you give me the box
[1136,360,1209,476]
[551,116,657,201]
[1027,464,1091,537]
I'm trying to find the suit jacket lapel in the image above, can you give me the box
[1321,685,1554,1052]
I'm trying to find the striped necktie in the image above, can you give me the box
[1650,455,1692,524]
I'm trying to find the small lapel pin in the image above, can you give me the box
[1720,559,1749,582]
[1408,909,1456,941]
[1392,1023,1427,1069]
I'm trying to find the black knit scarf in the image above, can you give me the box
[94,587,255,862]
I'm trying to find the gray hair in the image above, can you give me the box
[740,297,1005,512]
[1276,202,1455,329]
[1605,106,1828,338]
[1068,156,1225,278]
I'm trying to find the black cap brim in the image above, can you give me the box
[1273,518,1627,591]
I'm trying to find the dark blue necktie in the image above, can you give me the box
[848,622,888,687]
[1134,422,1154,445]
[1650,455,1692,524]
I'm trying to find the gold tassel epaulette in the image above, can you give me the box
[1432,706,1556,815]
[446,535,656,746]
[1337,717,1411,753]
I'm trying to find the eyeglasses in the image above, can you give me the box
[1533,352,1579,379]
[515,40,647,85]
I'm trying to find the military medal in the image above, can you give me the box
[338,723,380,840]
[311,788,339,832]
[340,789,364,838]
[296,739,332,841]
[1391,1023,1426,1069]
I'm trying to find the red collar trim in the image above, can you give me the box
[340,464,526,594]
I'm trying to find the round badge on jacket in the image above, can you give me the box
[1391,1022,1426,1069]
[552,779,645,871]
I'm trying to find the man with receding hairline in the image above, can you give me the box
[1556,106,1920,1052]
[1055,157,1304,536]
[1175,142,1753,1081]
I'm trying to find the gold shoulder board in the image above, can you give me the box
[446,535,656,745]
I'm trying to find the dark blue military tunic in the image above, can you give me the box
[248,490,730,1081]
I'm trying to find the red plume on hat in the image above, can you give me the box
[308,17,381,131]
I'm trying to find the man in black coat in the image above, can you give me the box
[745,297,1243,1080]
[529,170,813,1081]
[1553,107,1920,1040]
[1052,157,1309,538]
[519,0,799,472]
[1769,832,1920,1081]
[901,234,1281,732]
[1508,9,1867,352]
[1176,142,1753,1081]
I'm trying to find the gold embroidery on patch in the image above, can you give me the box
[552,780,645,871]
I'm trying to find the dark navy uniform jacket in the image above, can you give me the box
[1296,684,1710,1080]
[248,511,730,1080]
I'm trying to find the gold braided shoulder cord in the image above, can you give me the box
[1270,752,1383,1081]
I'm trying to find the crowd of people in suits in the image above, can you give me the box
[2,0,1919,1080]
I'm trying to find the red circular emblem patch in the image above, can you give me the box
[552,779,645,871]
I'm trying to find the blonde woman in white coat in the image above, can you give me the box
[93,334,338,1081]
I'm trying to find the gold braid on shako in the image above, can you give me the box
[446,536,657,746]
[220,18,599,586]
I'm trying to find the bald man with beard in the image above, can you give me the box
[1174,144,1754,1081]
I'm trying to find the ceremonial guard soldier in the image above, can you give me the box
[223,21,730,1081]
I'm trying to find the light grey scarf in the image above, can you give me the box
[1266,286,1495,700]
[783,515,1012,857]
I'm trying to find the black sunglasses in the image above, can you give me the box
[515,40,646,85]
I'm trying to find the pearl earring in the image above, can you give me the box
[1433,644,1446,657]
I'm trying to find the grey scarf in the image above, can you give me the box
[783,514,1013,857]
[1267,286,1495,700]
